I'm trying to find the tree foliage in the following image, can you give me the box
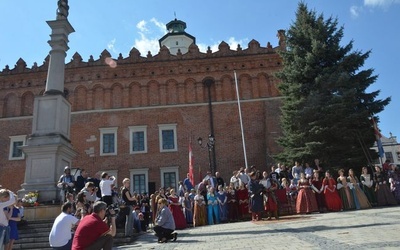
[275,3,390,169]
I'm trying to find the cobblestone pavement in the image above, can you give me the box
[113,206,400,250]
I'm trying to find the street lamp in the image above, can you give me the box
[197,135,215,174]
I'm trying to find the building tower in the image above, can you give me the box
[18,0,77,202]
[159,18,196,55]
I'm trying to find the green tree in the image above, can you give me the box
[275,3,390,169]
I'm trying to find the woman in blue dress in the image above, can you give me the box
[182,192,193,226]
[207,187,220,225]
[4,202,21,250]
[216,185,228,223]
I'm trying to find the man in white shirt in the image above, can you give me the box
[100,172,115,206]
[238,167,250,187]
[1,189,16,250]
[49,202,79,249]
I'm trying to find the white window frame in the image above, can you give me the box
[160,166,179,191]
[99,127,118,156]
[158,124,178,152]
[9,135,27,160]
[128,126,148,154]
[129,168,149,194]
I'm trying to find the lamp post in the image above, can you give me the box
[197,135,215,174]
[201,77,217,174]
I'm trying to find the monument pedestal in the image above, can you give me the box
[18,95,77,202]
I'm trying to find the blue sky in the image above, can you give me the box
[0,0,399,139]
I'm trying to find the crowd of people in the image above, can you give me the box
[2,158,400,249]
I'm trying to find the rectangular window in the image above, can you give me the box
[9,135,26,160]
[103,134,115,153]
[160,166,179,191]
[12,141,23,158]
[129,126,147,154]
[163,172,176,190]
[129,168,149,194]
[385,152,394,163]
[99,127,118,156]
[162,130,174,149]
[158,124,177,152]
[133,174,146,194]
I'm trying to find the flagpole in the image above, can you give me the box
[234,70,248,169]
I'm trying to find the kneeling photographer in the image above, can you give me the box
[154,198,177,243]
[72,201,117,250]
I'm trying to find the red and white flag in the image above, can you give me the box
[188,138,194,186]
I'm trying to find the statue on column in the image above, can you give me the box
[56,0,69,19]
[277,29,286,50]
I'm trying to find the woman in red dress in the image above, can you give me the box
[322,170,342,212]
[311,171,325,212]
[296,173,318,214]
[263,177,279,220]
[168,189,187,229]
[236,183,249,220]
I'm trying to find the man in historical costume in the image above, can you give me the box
[57,166,76,202]
[248,172,265,221]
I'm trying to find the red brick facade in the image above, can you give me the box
[0,37,284,193]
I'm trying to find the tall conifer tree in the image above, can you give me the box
[275,3,390,168]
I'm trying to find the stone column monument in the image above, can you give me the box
[19,0,77,202]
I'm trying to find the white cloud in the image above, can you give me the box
[132,18,166,56]
[198,37,249,53]
[350,5,361,18]
[136,20,148,32]
[133,33,160,56]
[364,0,400,8]
[107,38,118,54]
[150,18,167,34]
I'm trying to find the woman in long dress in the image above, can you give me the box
[207,187,220,225]
[182,192,193,227]
[348,169,371,209]
[360,167,377,206]
[168,189,187,229]
[337,169,356,210]
[216,185,228,222]
[388,164,400,203]
[296,173,318,214]
[322,170,342,212]
[4,203,21,250]
[226,184,239,222]
[193,189,207,227]
[236,183,249,220]
[374,166,397,206]
[263,177,279,220]
[311,171,325,212]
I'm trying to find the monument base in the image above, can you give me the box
[18,135,77,202]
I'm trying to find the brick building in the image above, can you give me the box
[0,19,284,195]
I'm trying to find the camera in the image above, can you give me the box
[106,203,120,217]
[107,203,120,215]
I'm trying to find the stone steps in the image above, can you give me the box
[12,219,135,249]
